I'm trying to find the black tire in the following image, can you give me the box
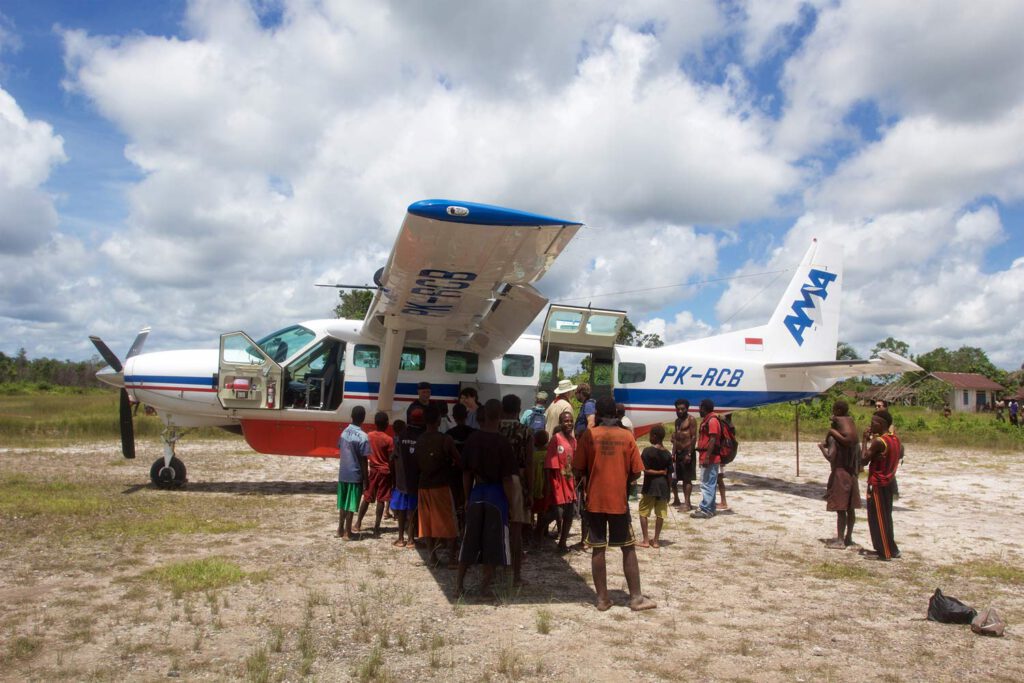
[150,456,187,487]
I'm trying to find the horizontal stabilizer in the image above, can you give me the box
[765,350,923,380]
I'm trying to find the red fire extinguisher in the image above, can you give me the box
[267,382,276,409]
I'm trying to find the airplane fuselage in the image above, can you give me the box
[118,317,827,457]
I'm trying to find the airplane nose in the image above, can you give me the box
[96,366,124,388]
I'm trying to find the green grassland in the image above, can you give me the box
[731,400,1024,451]
[0,385,238,444]
[0,474,261,543]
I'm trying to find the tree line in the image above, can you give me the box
[0,349,105,388]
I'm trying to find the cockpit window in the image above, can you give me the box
[255,325,315,363]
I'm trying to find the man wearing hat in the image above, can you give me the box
[545,379,576,436]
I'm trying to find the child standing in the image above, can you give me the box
[543,410,577,553]
[638,424,672,549]
[354,411,394,537]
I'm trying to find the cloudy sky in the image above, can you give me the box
[1,0,1022,368]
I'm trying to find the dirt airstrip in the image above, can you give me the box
[1,439,1023,682]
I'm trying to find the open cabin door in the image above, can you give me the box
[217,331,285,410]
[540,305,627,401]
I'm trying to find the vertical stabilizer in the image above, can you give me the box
[763,239,843,362]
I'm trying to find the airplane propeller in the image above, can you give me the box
[89,327,150,460]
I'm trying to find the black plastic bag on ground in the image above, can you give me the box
[927,588,977,624]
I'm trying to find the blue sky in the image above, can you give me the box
[1,1,1022,368]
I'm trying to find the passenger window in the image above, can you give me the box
[353,345,380,368]
[445,350,479,374]
[400,347,426,371]
[502,354,534,378]
[618,362,646,384]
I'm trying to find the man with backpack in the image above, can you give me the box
[521,390,549,432]
[692,399,723,519]
[574,383,597,437]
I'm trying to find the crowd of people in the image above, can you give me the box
[334,380,906,609]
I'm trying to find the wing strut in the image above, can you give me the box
[376,324,407,413]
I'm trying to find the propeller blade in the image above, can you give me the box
[89,335,123,373]
[119,388,136,459]
[126,326,151,359]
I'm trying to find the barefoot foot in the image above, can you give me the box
[629,596,657,611]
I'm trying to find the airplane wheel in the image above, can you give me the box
[150,457,187,488]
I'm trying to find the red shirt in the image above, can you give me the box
[574,425,642,514]
[367,430,394,473]
[867,433,901,487]
[697,414,722,466]
[545,431,577,505]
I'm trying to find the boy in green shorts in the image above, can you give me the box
[638,424,671,549]
[337,406,370,539]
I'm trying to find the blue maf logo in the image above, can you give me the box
[784,268,838,345]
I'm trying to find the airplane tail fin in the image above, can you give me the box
[761,239,843,362]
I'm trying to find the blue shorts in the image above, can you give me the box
[390,489,418,511]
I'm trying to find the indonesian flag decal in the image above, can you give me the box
[745,337,764,351]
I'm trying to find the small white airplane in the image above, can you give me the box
[91,199,921,486]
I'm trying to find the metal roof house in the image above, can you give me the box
[930,372,1005,413]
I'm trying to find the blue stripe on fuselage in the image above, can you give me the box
[126,375,214,386]
[344,381,460,398]
[614,387,819,409]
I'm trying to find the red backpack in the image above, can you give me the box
[714,416,738,465]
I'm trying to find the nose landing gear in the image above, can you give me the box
[150,428,187,487]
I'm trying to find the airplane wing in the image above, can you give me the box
[361,199,582,411]
[765,350,923,380]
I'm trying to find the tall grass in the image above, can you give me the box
[0,389,240,444]
[731,402,1024,451]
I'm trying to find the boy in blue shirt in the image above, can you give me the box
[338,406,370,539]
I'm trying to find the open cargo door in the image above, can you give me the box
[540,305,626,401]
[541,305,627,352]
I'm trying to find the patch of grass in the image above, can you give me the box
[355,644,391,682]
[146,557,249,598]
[809,561,872,581]
[269,625,285,653]
[496,642,522,680]
[68,614,96,642]
[535,608,552,634]
[1,636,41,664]
[108,515,256,537]
[0,475,110,516]
[0,473,268,545]
[942,559,1024,584]
[245,646,270,683]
